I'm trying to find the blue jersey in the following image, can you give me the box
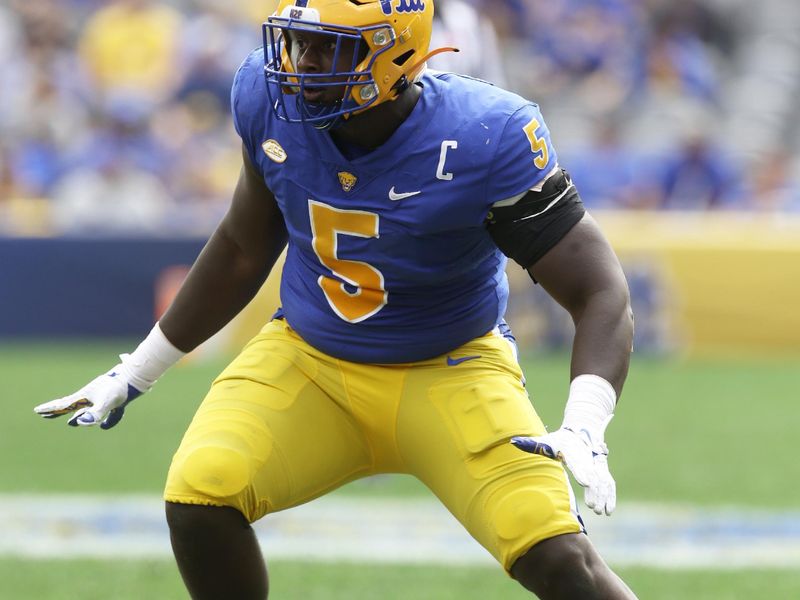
[232,50,558,363]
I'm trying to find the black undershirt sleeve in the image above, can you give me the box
[486,168,586,270]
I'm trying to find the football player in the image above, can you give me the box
[35,0,637,598]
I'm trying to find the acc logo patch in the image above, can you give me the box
[338,171,358,192]
[262,139,287,163]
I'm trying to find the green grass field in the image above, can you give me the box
[2,559,799,600]
[2,342,799,598]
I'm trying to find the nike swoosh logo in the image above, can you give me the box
[446,355,481,366]
[389,187,421,201]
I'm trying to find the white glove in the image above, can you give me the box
[511,416,615,515]
[34,361,146,429]
[34,323,185,430]
[511,374,618,516]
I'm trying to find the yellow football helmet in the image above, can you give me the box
[263,0,451,128]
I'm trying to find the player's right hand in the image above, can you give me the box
[34,364,144,430]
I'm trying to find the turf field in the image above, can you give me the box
[2,559,800,600]
[2,342,800,598]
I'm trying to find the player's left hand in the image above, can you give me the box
[511,418,615,516]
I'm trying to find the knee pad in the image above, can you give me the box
[493,488,556,542]
[181,446,252,499]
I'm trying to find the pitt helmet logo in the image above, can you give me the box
[338,171,357,192]
[262,139,287,163]
[380,0,425,16]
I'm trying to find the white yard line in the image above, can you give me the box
[1,494,799,569]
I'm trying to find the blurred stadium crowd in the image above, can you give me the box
[1,0,799,237]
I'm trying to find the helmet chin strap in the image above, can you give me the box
[295,94,345,131]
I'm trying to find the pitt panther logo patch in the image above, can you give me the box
[338,171,358,192]
[380,0,425,16]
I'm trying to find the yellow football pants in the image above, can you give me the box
[164,319,582,571]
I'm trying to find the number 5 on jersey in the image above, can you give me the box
[523,117,549,169]
[308,200,387,323]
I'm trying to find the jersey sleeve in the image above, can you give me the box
[484,104,587,270]
[485,103,559,204]
[231,48,268,169]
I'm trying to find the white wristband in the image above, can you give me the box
[562,374,617,436]
[118,323,186,392]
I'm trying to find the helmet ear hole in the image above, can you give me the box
[392,49,414,66]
